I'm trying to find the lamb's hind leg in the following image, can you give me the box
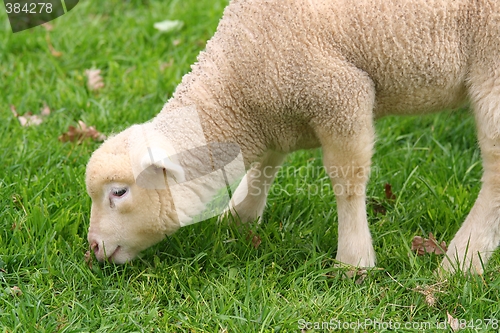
[442,85,500,274]
[226,151,287,223]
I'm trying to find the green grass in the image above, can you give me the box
[1,0,500,332]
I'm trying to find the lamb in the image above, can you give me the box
[86,0,500,274]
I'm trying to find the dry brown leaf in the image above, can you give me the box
[46,34,62,57]
[385,183,396,200]
[252,234,262,249]
[85,69,105,91]
[411,233,447,255]
[367,183,397,216]
[84,250,93,270]
[413,281,446,307]
[11,105,50,127]
[59,120,107,143]
[354,269,368,284]
[246,230,262,249]
[369,198,386,215]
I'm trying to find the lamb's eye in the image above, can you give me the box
[111,188,128,197]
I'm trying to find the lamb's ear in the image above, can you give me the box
[141,147,186,183]
[128,124,185,189]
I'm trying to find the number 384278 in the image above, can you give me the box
[5,2,53,14]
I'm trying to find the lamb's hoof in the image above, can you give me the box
[332,261,381,283]
[218,207,262,225]
[217,209,232,224]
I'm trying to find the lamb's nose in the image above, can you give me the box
[90,241,99,256]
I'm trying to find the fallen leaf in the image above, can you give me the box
[413,281,446,307]
[354,269,368,285]
[411,233,447,256]
[246,230,262,249]
[447,312,464,332]
[11,105,49,127]
[425,293,436,307]
[19,113,43,126]
[85,69,105,91]
[9,286,22,297]
[84,250,93,270]
[385,183,396,200]
[46,34,62,57]
[41,104,51,116]
[153,20,184,32]
[368,198,386,215]
[59,120,107,143]
[252,234,262,249]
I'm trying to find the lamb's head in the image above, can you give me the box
[85,126,182,263]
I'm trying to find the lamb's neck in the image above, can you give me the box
[168,171,241,227]
[151,103,246,227]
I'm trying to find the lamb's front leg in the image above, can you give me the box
[319,125,376,268]
[226,151,287,223]
[441,130,500,274]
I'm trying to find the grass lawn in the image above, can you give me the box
[1,0,500,332]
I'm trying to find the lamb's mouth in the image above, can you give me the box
[108,246,121,262]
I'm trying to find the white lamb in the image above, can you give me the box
[86,0,500,274]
